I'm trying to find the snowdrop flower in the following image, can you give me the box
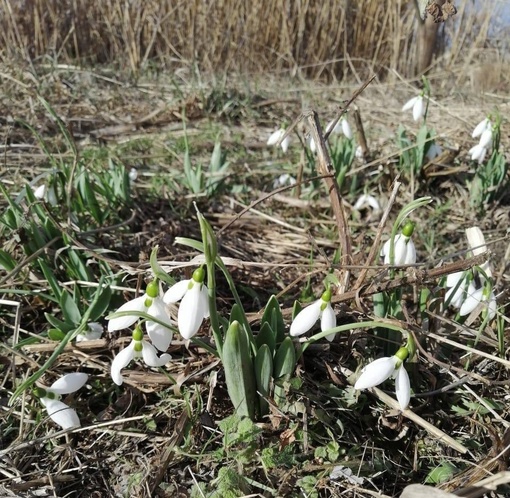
[326,117,353,140]
[163,267,209,340]
[129,168,138,182]
[353,194,381,212]
[380,222,416,265]
[76,322,103,342]
[107,280,173,352]
[472,117,491,138]
[32,183,57,206]
[35,372,88,429]
[468,143,488,164]
[445,272,496,321]
[309,136,317,154]
[402,94,426,122]
[426,142,442,160]
[267,128,290,153]
[273,173,296,189]
[33,184,47,199]
[355,145,364,161]
[354,347,410,410]
[111,326,171,385]
[290,288,336,341]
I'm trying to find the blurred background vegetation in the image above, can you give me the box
[1,0,508,89]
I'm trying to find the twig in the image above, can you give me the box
[337,365,469,454]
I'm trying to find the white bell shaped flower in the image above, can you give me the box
[459,282,497,320]
[273,173,296,189]
[426,142,442,160]
[37,372,88,429]
[402,95,425,122]
[468,143,488,164]
[107,281,173,352]
[290,289,336,341]
[163,267,210,340]
[472,117,491,138]
[267,128,290,153]
[381,222,416,265]
[354,347,410,410]
[326,117,353,140]
[111,327,171,385]
[353,194,381,212]
[76,322,103,342]
[478,128,493,149]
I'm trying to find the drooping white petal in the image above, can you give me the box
[341,118,353,139]
[107,295,147,332]
[404,239,417,265]
[459,284,484,316]
[49,372,88,395]
[402,96,419,112]
[354,194,381,211]
[76,322,104,342]
[141,340,172,367]
[321,303,337,342]
[178,282,207,340]
[111,342,136,386]
[200,284,210,318]
[395,365,411,410]
[469,144,487,163]
[267,129,285,146]
[472,118,490,138]
[426,143,442,160]
[280,134,291,153]
[478,128,492,149]
[412,97,425,122]
[309,137,317,154]
[320,303,336,332]
[354,356,397,390]
[33,184,46,199]
[383,235,408,265]
[146,298,174,351]
[41,398,81,429]
[163,279,190,304]
[445,282,465,310]
[446,271,464,288]
[289,300,322,337]
[487,292,497,320]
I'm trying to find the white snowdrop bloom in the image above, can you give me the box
[290,289,336,341]
[445,271,467,309]
[111,327,171,386]
[353,194,381,212]
[267,129,290,153]
[33,184,46,199]
[478,128,493,149]
[272,173,296,189]
[459,283,497,320]
[37,372,88,429]
[129,168,138,182]
[355,145,364,160]
[426,142,442,160]
[309,136,317,154]
[163,268,210,340]
[468,143,488,164]
[402,95,425,122]
[472,118,491,138]
[354,347,410,410]
[381,224,416,266]
[107,281,173,352]
[76,322,104,342]
[326,117,353,139]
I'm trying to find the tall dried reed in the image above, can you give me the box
[0,0,500,81]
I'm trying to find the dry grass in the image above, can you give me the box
[0,0,505,81]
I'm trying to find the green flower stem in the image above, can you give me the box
[175,236,254,346]
[302,320,408,354]
[10,277,106,404]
